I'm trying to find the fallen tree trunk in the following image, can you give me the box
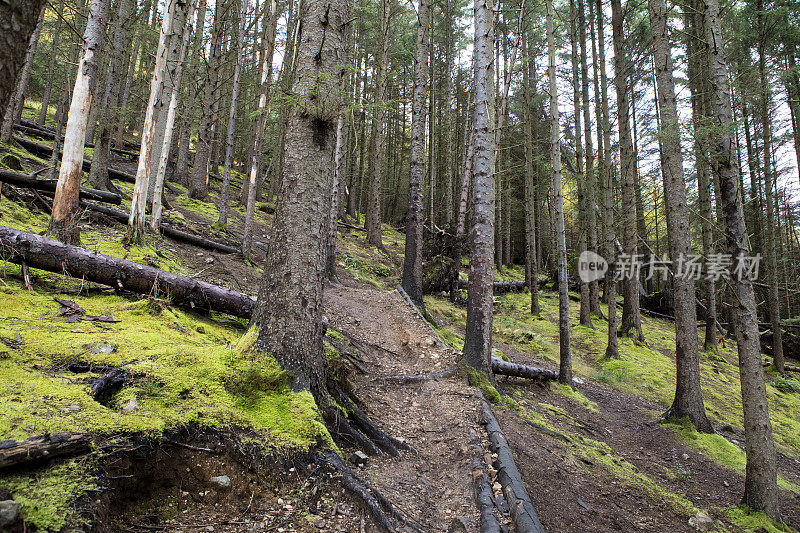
[15,121,139,158]
[763,360,800,373]
[0,225,256,318]
[457,280,528,293]
[0,433,92,470]
[0,169,121,204]
[491,357,559,381]
[481,400,545,533]
[82,203,240,254]
[12,135,136,183]
[470,429,502,533]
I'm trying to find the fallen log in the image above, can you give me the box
[82,203,240,255]
[0,433,92,470]
[14,122,139,158]
[762,360,800,373]
[12,136,136,183]
[470,429,503,533]
[491,357,559,381]
[0,225,256,318]
[481,400,545,533]
[0,169,121,204]
[458,280,527,293]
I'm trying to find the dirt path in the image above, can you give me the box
[324,284,490,532]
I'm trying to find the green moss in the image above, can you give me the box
[460,362,501,404]
[0,458,97,531]
[325,329,346,342]
[723,505,793,532]
[550,382,599,413]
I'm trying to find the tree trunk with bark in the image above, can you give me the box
[704,0,779,517]
[463,0,495,378]
[401,0,431,308]
[250,0,349,394]
[611,0,644,342]
[523,32,540,316]
[649,0,713,432]
[49,0,110,244]
[39,0,65,126]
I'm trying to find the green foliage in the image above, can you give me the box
[771,375,800,394]
[723,505,794,533]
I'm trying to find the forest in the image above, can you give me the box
[0,0,799,530]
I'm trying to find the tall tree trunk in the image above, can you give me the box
[611,0,644,342]
[401,0,431,308]
[150,0,196,231]
[649,0,713,432]
[463,0,495,378]
[523,31,540,316]
[242,0,279,260]
[578,0,600,319]
[89,0,135,192]
[597,0,617,358]
[326,113,347,280]
[570,0,593,329]
[190,0,225,200]
[757,0,784,374]
[49,0,110,244]
[546,0,572,384]
[218,0,248,229]
[1,5,45,141]
[250,0,349,396]
[128,0,186,242]
[704,0,779,517]
[39,0,65,126]
[175,0,207,184]
[366,0,391,248]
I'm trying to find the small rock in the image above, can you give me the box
[492,481,502,493]
[425,337,436,347]
[206,526,214,532]
[688,512,715,532]
[682,453,689,460]
[313,519,326,529]
[205,257,214,264]
[65,404,81,413]
[89,341,117,354]
[0,500,19,528]
[210,475,231,489]
[196,327,205,334]
[447,517,469,532]
[121,399,138,413]
[350,451,368,466]
[723,480,729,487]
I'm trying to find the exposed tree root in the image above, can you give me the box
[324,452,424,533]
[373,367,458,384]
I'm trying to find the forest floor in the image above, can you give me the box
[1,111,800,532]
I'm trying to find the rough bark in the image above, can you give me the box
[326,113,347,280]
[523,32,540,316]
[49,0,111,244]
[401,0,431,308]
[649,0,713,432]
[39,0,65,126]
[463,0,495,378]
[611,0,644,342]
[704,0,779,517]
[0,6,45,142]
[491,357,559,381]
[250,0,348,394]
[0,225,254,317]
[0,433,91,471]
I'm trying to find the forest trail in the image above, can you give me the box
[324,284,487,532]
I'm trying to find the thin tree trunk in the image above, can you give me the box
[546,0,571,384]
[49,0,110,244]
[366,0,391,248]
[401,0,431,308]
[242,0,279,260]
[757,0,784,373]
[127,0,184,242]
[150,0,196,231]
[463,0,495,378]
[704,0,779,516]
[39,0,65,126]
[218,0,248,229]
[611,0,644,342]
[523,31,540,315]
